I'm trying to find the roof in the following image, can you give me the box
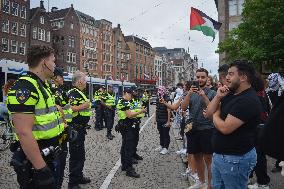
[48,8,70,20]
[29,8,38,19]
[75,10,96,26]
[125,35,152,49]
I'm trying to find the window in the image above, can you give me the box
[19,24,26,37]
[11,2,18,16]
[117,42,121,48]
[67,52,71,62]
[238,0,244,15]
[2,38,9,52]
[40,16,44,24]
[46,31,51,42]
[10,40,17,53]
[70,23,74,30]
[2,20,9,33]
[68,36,75,48]
[229,0,238,16]
[19,42,26,55]
[38,28,45,41]
[82,49,85,57]
[3,0,10,13]
[11,22,18,35]
[32,27,37,39]
[20,6,26,19]
[71,53,76,63]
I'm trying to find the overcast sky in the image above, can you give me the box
[31,0,219,75]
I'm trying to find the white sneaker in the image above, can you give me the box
[160,148,169,155]
[176,148,187,155]
[279,161,284,176]
[188,180,203,189]
[154,146,162,151]
[248,183,269,189]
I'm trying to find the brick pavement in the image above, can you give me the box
[0,105,284,189]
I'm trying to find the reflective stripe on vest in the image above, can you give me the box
[69,88,92,117]
[10,76,65,140]
[105,93,115,106]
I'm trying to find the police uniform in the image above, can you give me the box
[7,71,65,188]
[130,97,144,160]
[94,88,106,130]
[52,83,73,188]
[67,87,92,188]
[142,92,150,117]
[116,96,140,178]
[103,90,116,139]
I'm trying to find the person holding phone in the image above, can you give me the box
[181,68,216,189]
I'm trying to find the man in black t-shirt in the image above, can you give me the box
[206,60,262,189]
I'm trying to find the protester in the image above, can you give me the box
[0,79,15,119]
[207,60,261,189]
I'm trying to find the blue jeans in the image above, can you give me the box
[212,148,257,189]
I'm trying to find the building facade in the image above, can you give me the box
[154,54,163,86]
[1,0,30,63]
[76,10,99,77]
[125,35,155,88]
[218,0,244,65]
[96,19,114,79]
[29,1,51,47]
[113,24,131,81]
[48,5,80,73]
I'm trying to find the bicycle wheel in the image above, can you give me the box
[0,122,12,151]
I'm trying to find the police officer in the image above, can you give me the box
[52,67,73,188]
[94,86,106,131]
[131,89,144,162]
[67,71,92,189]
[116,88,146,178]
[103,85,116,140]
[142,90,150,117]
[7,45,65,189]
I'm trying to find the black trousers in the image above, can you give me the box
[69,126,86,186]
[95,105,104,128]
[180,117,186,137]
[12,149,56,189]
[133,119,141,155]
[104,108,115,132]
[142,101,149,116]
[120,126,136,169]
[56,142,68,189]
[157,121,170,149]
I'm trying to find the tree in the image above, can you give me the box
[217,0,284,70]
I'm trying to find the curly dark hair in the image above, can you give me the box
[27,45,55,68]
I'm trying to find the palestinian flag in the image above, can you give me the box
[190,7,222,41]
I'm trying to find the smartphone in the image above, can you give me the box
[192,81,200,90]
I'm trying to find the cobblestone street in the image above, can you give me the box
[0,106,283,189]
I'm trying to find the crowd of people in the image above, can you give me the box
[1,44,283,189]
[154,61,284,189]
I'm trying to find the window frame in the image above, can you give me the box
[10,40,17,53]
[1,38,9,52]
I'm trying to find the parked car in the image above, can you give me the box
[150,95,157,105]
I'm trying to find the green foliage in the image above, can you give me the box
[217,0,284,70]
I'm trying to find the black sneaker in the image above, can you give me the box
[78,177,91,184]
[126,168,140,178]
[271,167,281,173]
[68,184,81,189]
[107,134,114,140]
[132,158,138,164]
[134,154,143,160]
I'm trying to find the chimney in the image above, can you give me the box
[71,4,73,8]
[51,7,58,12]
[40,0,45,10]
[117,24,121,29]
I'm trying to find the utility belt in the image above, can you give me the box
[115,119,135,133]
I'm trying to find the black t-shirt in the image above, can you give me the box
[212,88,262,155]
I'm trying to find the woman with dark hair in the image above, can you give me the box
[248,73,270,189]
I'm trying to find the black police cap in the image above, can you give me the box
[54,67,68,77]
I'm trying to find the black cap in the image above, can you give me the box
[124,88,134,95]
[54,67,67,77]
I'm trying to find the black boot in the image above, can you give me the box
[134,154,143,160]
[126,167,140,178]
[107,130,114,140]
[132,158,138,164]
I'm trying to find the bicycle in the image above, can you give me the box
[0,113,15,151]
